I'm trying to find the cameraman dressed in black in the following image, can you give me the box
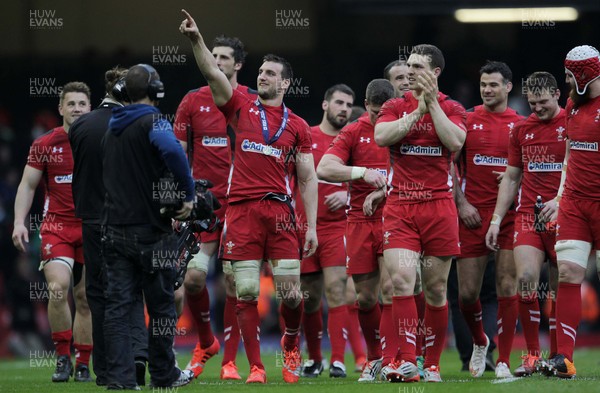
[69,66,149,387]
[102,64,194,389]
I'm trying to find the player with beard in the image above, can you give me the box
[181,10,318,384]
[295,84,355,378]
[13,82,93,382]
[317,79,395,382]
[174,35,257,381]
[485,72,565,377]
[453,61,524,378]
[541,45,600,379]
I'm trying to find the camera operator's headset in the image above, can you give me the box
[111,64,165,102]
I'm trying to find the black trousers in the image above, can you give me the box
[102,224,179,388]
[448,255,498,365]
[82,223,148,384]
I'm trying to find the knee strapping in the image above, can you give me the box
[232,260,261,300]
[555,240,592,268]
[188,251,211,273]
[269,259,300,276]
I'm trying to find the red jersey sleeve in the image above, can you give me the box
[27,137,46,171]
[376,99,403,123]
[296,120,313,153]
[326,125,357,163]
[173,92,192,142]
[507,123,523,168]
[217,89,249,124]
[446,100,468,132]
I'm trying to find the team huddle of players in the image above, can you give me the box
[12,7,600,386]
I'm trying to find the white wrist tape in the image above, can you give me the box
[490,213,503,226]
[351,167,367,180]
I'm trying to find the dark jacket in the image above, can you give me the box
[102,104,194,232]
[69,98,121,223]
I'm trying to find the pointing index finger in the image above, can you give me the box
[181,9,193,21]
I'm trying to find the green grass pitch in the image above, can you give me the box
[1,348,599,392]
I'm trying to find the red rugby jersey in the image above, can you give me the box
[376,91,467,204]
[462,105,524,208]
[174,84,257,200]
[27,127,80,224]
[564,96,600,200]
[218,90,312,203]
[294,126,347,233]
[508,109,567,214]
[326,115,390,222]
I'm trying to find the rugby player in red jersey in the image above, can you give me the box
[293,84,355,378]
[541,45,600,379]
[375,44,467,383]
[12,82,93,382]
[385,59,427,375]
[174,35,257,381]
[180,10,318,384]
[452,61,524,378]
[486,71,566,377]
[317,79,395,382]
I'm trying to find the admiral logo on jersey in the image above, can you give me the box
[473,154,508,166]
[241,139,282,158]
[400,144,442,156]
[201,136,228,147]
[54,174,73,183]
[569,141,599,151]
[527,162,563,172]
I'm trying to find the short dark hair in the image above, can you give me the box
[525,71,558,96]
[383,60,407,80]
[104,66,128,96]
[411,44,445,73]
[125,64,159,102]
[479,61,513,84]
[213,35,247,65]
[60,81,91,104]
[262,54,293,80]
[366,79,395,106]
[323,84,355,102]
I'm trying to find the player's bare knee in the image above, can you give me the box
[281,291,302,309]
[517,273,536,295]
[459,288,479,305]
[390,275,413,295]
[184,272,206,294]
[303,295,321,313]
[357,290,378,309]
[325,286,345,307]
[74,285,89,310]
[424,281,447,304]
[497,278,516,297]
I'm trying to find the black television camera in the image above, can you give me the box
[160,178,221,289]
